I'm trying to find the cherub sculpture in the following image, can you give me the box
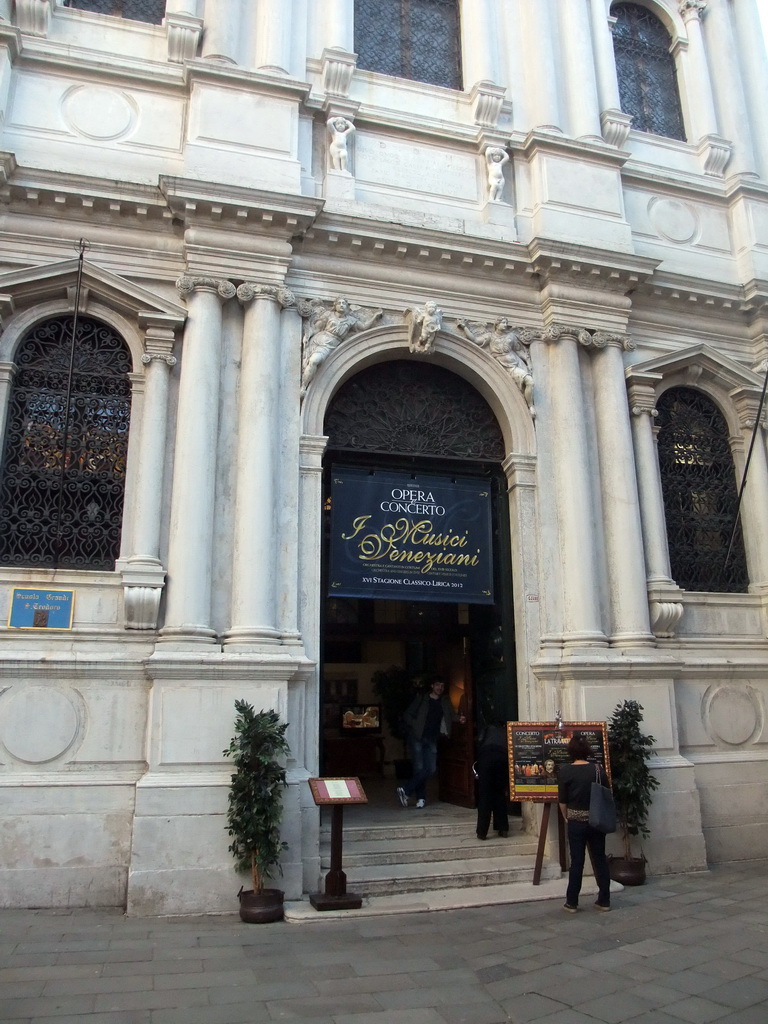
[485,147,509,203]
[298,296,382,397]
[405,300,443,354]
[458,316,534,410]
[327,116,355,172]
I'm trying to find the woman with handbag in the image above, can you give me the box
[557,735,612,913]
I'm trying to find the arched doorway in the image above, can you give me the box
[319,360,518,808]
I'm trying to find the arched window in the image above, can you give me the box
[354,0,462,90]
[0,316,132,571]
[656,387,748,593]
[610,3,685,140]
[62,1,165,24]
[325,360,503,460]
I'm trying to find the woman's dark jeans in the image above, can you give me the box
[566,820,611,907]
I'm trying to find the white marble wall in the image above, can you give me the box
[0,0,766,911]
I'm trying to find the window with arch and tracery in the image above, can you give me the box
[656,386,748,594]
[610,2,686,141]
[0,316,132,571]
[354,0,462,90]
[62,0,165,23]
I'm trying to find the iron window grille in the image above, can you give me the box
[610,3,686,141]
[0,316,132,571]
[63,0,166,24]
[324,360,504,461]
[656,386,748,593]
[354,0,462,90]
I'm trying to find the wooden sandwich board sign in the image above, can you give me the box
[506,721,611,884]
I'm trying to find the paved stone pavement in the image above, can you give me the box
[1,862,767,1024]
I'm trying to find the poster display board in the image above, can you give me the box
[328,467,494,604]
[507,721,611,802]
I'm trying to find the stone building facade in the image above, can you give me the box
[0,0,766,913]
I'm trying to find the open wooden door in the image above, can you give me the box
[438,639,475,807]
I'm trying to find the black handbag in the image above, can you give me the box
[589,764,617,833]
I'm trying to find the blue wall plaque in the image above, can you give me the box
[8,588,75,629]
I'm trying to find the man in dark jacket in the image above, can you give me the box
[397,677,464,809]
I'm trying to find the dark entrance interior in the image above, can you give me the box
[320,361,518,807]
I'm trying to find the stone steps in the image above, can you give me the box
[320,815,558,897]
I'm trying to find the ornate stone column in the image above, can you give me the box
[677,0,731,175]
[276,306,303,646]
[312,0,354,53]
[533,325,606,646]
[590,0,633,147]
[200,0,239,64]
[223,283,295,650]
[0,360,16,472]
[122,328,177,630]
[298,433,328,763]
[701,0,758,178]
[731,0,768,180]
[626,371,683,637]
[560,0,602,140]
[589,335,654,646]
[730,388,768,590]
[521,0,562,132]
[159,276,235,646]
[459,0,499,87]
[254,0,292,73]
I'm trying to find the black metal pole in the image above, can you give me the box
[53,239,88,568]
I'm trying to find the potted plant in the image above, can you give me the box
[223,699,290,922]
[372,665,419,779]
[607,699,659,885]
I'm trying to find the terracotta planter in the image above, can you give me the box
[238,887,285,923]
[608,855,647,886]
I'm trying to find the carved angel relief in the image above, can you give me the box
[457,317,535,412]
[404,301,443,354]
[297,296,382,398]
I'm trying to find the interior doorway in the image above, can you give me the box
[319,360,518,808]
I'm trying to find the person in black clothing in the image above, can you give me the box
[475,723,510,840]
[397,677,464,809]
[557,734,612,912]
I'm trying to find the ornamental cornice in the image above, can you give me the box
[176,276,236,300]
[159,176,323,237]
[236,282,295,308]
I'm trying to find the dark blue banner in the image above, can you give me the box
[328,468,494,604]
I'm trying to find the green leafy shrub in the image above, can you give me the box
[223,700,290,893]
[608,699,660,861]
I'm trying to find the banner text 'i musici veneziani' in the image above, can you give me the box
[328,468,494,604]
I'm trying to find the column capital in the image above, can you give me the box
[299,434,329,472]
[527,323,633,351]
[678,0,707,22]
[589,330,634,352]
[142,325,176,363]
[176,276,236,301]
[730,385,767,430]
[236,282,295,308]
[142,352,177,368]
